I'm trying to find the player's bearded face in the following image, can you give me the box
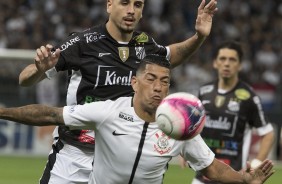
[108,0,144,33]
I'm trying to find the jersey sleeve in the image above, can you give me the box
[247,95,269,128]
[182,135,215,171]
[55,32,83,72]
[63,100,111,130]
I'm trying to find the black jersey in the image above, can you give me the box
[52,24,168,149]
[195,80,270,183]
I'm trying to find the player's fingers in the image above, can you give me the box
[36,48,45,61]
[46,44,53,49]
[208,0,217,10]
[262,170,275,183]
[198,0,206,10]
[40,45,49,58]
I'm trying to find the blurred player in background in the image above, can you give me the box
[19,0,218,183]
[191,41,275,184]
[1,54,275,184]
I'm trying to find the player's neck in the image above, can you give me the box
[218,77,238,91]
[106,22,133,42]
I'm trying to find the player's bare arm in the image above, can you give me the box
[0,105,64,126]
[169,0,218,68]
[252,131,275,168]
[19,44,60,86]
[201,159,274,183]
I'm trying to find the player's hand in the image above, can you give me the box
[195,0,218,38]
[34,44,60,72]
[241,159,274,184]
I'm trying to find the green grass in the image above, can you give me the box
[0,156,281,184]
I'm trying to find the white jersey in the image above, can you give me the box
[63,97,215,184]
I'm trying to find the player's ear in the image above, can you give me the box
[131,76,138,92]
[107,0,112,13]
[213,59,218,69]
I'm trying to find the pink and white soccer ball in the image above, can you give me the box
[156,92,206,140]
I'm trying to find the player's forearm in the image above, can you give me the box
[168,33,206,68]
[203,159,247,183]
[0,105,64,126]
[256,131,275,161]
[19,64,46,86]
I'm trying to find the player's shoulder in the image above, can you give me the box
[131,30,155,44]
[231,80,258,102]
[199,81,216,96]
[104,97,132,109]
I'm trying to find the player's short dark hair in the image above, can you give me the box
[138,54,171,74]
[213,41,243,62]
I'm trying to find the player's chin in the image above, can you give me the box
[121,24,135,33]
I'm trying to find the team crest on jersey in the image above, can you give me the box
[134,32,149,43]
[118,47,129,62]
[135,46,146,59]
[215,95,225,108]
[235,89,250,100]
[153,131,172,155]
[227,100,240,112]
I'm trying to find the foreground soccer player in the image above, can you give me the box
[2,55,274,184]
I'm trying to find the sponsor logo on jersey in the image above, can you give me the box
[200,85,214,95]
[112,130,128,136]
[205,116,231,130]
[60,36,80,51]
[134,32,149,43]
[204,138,238,152]
[135,46,146,60]
[235,89,250,100]
[227,100,240,112]
[95,66,133,88]
[104,70,132,86]
[153,131,172,155]
[118,47,129,62]
[68,105,76,113]
[98,53,111,57]
[202,100,211,105]
[215,95,225,108]
[119,112,134,122]
[84,32,106,43]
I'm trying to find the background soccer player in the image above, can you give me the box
[191,41,275,184]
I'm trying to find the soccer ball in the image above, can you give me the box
[156,92,206,140]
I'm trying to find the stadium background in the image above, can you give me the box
[0,0,281,183]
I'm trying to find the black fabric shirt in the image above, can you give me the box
[195,80,270,183]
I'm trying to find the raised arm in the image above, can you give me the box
[202,159,274,184]
[0,105,64,126]
[169,0,218,68]
[19,44,61,86]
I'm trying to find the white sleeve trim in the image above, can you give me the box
[165,46,171,61]
[256,123,273,136]
[45,67,58,79]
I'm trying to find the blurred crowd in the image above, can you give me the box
[0,0,281,111]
